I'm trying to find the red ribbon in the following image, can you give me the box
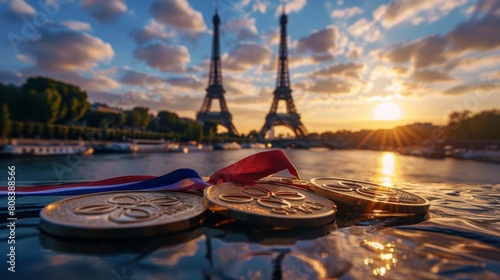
[208,150,299,184]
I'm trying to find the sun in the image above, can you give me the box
[373,102,402,120]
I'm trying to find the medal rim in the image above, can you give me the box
[203,182,337,228]
[40,191,207,239]
[309,177,430,214]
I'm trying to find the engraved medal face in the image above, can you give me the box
[309,177,430,215]
[40,191,206,239]
[203,182,336,228]
[257,176,311,188]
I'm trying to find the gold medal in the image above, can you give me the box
[203,182,336,228]
[257,176,311,188]
[309,177,430,215]
[40,191,206,239]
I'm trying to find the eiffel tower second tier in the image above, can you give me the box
[259,8,307,140]
[196,9,238,135]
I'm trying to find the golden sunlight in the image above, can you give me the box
[379,152,396,186]
[373,102,402,121]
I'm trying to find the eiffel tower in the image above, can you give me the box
[196,6,238,135]
[259,5,307,140]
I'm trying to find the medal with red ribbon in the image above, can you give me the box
[0,150,301,196]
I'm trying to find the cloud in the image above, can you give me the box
[151,0,206,34]
[373,0,469,28]
[0,69,23,85]
[222,43,272,72]
[222,75,259,97]
[471,0,500,17]
[331,7,363,18]
[481,70,500,81]
[375,4,500,73]
[392,79,432,96]
[20,30,114,72]
[348,18,382,42]
[411,70,456,82]
[133,43,190,73]
[377,35,448,69]
[81,0,127,23]
[84,74,121,91]
[119,69,166,89]
[275,0,306,15]
[347,43,363,59]
[314,62,365,81]
[253,0,270,14]
[222,17,259,40]
[311,53,335,63]
[60,20,92,31]
[446,54,500,71]
[262,28,280,45]
[442,82,499,95]
[165,76,204,90]
[119,68,204,91]
[123,88,202,113]
[7,0,35,17]
[391,66,408,76]
[18,69,120,92]
[447,14,500,53]
[297,78,352,95]
[132,19,172,45]
[295,26,338,54]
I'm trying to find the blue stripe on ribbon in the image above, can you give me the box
[14,168,208,196]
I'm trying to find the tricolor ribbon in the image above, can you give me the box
[0,150,300,196]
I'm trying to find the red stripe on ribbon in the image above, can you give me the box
[208,150,299,184]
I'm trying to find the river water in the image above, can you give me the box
[0,149,499,279]
[1,149,499,184]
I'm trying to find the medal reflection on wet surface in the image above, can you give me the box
[40,191,206,239]
[309,177,430,215]
[203,182,336,228]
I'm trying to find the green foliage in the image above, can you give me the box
[24,122,35,136]
[203,120,218,136]
[448,109,500,140]
[0,103,11,138]
[10,122,24,137]
[157,110,180,132]
[125,107,150,129]
[184,121,203,142]
[84,110,126,128]
[44,124,55,139]
[54,125,69,139]
[21,77,90,123]
[34,123,44,137]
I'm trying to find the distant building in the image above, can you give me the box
[90,102,123,113]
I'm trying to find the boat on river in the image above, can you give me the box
[130,139,169,153]
[213,142,242,150]
[0,143,93,156]
[94,142,138,154]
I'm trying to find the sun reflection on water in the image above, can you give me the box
[361,240,401,277]
[379,152,397,186]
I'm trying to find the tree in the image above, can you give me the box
[0,84,20,121]
[84,110,126,128]
[35,89,61,123]
[158,110,179,132]
[203,120,218,136]
[125,109,141,129]
[185,121,203,142]
[0,103,12,139]
[21,77,90,123]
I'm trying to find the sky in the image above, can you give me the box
[0,0,499,135]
